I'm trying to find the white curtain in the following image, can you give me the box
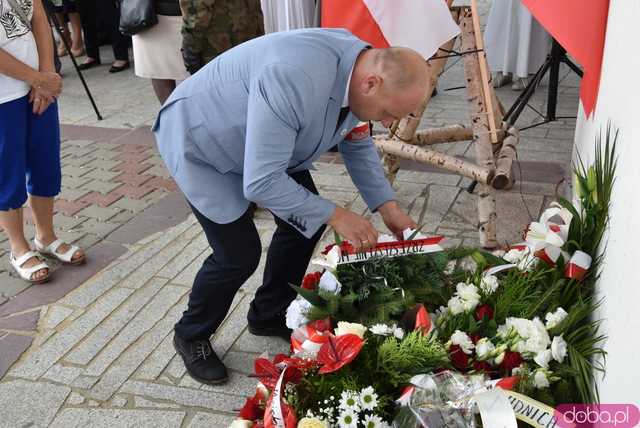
[261,0,317,33]
[484,0,552,78]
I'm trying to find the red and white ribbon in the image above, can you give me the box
[564,250,592,281]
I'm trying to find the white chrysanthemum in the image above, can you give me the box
[545,307,568,330]
[447,296,465,315]
[475,338,495,360]
[479,274,499,294]
[534,349,552,369]
[337,409,359,428]
[370,324,393,336]
[229,420,253,428]
[393,326,405,340]
[339,391,360,412]
[298,417,329,428]
[286,297,311,330]
[335,322,367,339]
[551,335,567,363]
[359,386,379,411]
[450,330,475,354]
[504,246,539,271]
[533,369,550,389]
[362,414,385,428]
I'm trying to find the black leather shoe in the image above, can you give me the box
[173,333,228,385]
[248,318,292,341]
[77,59,101,70]
[108,62,130,73]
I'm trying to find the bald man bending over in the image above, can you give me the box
[153,28,429,385]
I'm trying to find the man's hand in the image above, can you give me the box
[378,200,417,239]
[328,207,378,251]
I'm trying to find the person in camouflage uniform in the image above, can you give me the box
[179,0,264,74]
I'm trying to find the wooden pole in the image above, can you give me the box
[470,0,499,144]
[492,127,519,190]
[460,9,498,248]
[382,9,460,184]
[413,124,473,145]
[375,139,493,184]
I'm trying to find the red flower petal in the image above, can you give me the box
[317,334,364,374]
[496,376,520,390]
[414,304,432,334]
[449,344,470,371]
[254,358,281,390]
[239,396,262,420]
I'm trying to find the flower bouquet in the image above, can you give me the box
[230,131,617,427]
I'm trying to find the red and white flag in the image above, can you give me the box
[322,0,460,60]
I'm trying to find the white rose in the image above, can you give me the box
[229,420,253,428]
[479,275,499,294]
[475,338,495,360]
[447,296,465,315]
[551,335,568,363]
[545,307,568,330]
[335,321,367,339]
[370,324,393,336]
[533,369,550,389]
[456,282,481,303]
[286,297,311,330]
[318,271,342,294]
[533,349,552,369]
[450,330,475,354]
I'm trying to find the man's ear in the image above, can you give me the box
[360,74,383,96]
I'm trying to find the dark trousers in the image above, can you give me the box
[175,170,326,341]
[77,0,129,61]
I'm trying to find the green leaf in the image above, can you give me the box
[290,284,327,307]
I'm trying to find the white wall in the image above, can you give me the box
[573,0,640,405]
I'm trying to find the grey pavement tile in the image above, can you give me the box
[60,187,90,202]
[156,235,209,280]
[61,175,92,189]
[0,272,32,300]
[111,197,151,213]
[60,219,192,308]
[134,396,181,408]
[109,210,136,224]
[222,351,258,375]
[82,168,121,182]
[8,287,133,380]
[82,180,122,195]
[0,334,34,378]
[42,305,75,330]
[232,329,290,356]
[82,284,185,377]
[117,225,201,289]
[119,379,242,411]
[86,295,188,400]
[50,409,185,428]
[0,380,70,428]
[196,371,257,399]
[42,363,83,384]
[0,309,39,331]
[64,278,169,367]
[187,412,236,428]
[162,354,186,381]
[171,250,209,286]
[76,204,122,221]
[135,332,176,381]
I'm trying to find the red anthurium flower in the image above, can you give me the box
[500,351,524,373]
[474,304,494,321]
[239,396,262,420]
[449,344,470,371]
[254,358,281,390]
[496,376,520,390]
[301,272,322,290]
[472,360,493,374]
[254,356,309,390]
[414,304,432,335]
[309,318,332,333]
[317,333,364,374]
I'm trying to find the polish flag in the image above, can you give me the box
[322,0,460,60]
[522,0,610,117]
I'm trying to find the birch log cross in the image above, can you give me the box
[372,6,519,248]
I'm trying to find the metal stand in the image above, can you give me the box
[504,39,582,130]
[48,11,103,121]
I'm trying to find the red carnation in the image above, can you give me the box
[473,360,493,374]
[321,244,335,255]
[475,304,494,321]
[449,344,470,371]
[301,272,322,290]
[500,351,524,372]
